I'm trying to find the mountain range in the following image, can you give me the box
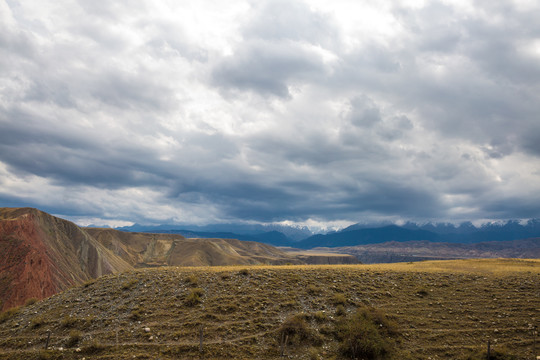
[117,219,540,248]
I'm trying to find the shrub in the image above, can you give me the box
[31,315,46,328]
[238,269,249,276]
[337,307,397,360]
[66,330,82,347]
[185,288,204,306]
[336,305,346,317]
[121,279,138,290]
[81,339,105,354]
[0,306,20,324]
[279,314,313,345]
[307,284,321,295]
[24,297,38,306]
[313,311,327,323]
[333,293,347,306]
[61,316,78,328]
[185,274,199,286]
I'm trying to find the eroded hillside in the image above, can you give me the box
[0,208,132,310]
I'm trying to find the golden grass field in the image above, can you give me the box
[0,259,538,359]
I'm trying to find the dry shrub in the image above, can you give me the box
[337,306,398,359]
[279,313,313,345]
[66,330,82,347]
[185,288,204,306]
[333,293,347,306]
[185,274,199,286]
[0,306,20,324]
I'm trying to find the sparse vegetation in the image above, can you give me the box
[185,287,204,306]
[337,307,396,359]
[121,278,138,290]
[463,346,519,360]
[185,274,199,286]
[24,297,38,306]
[60,315,77,328]
[333,293,347,306]
[279,313,312,345]
[66,330,82,347]
[335,304,346,316]
[30,315,46,328]
[0,259,537,360]
[0,306,19,324]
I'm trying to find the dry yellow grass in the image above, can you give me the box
[0,259,538,360]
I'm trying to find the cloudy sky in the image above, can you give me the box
[1,0,540,229]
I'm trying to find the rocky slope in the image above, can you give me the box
[0,208,132,311]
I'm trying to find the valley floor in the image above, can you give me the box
[0,259,538,359]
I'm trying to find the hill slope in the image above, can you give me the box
[0,208,132,311]
[86,228,303,267]
[0,260,537,359]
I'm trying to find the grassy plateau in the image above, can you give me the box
[0,259,538,359]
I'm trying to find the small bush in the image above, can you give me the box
[279,314,313,345]
[0,306,20,324]
[66,330,82,347]
[307,284,321,295]
[24,297,38,306]
[333,293,347,306]
[185,288,204,306]
[81,339,105,354]
[185,274,199,286]
[31,315,46,328]
[337,307,397,360]
[121,279,138,290]
[336,304,346,317]
[415,287,429,297]
[238,269,249,276]
[313,311,327,323]
[61,316,77,328]
[219,273,230,280]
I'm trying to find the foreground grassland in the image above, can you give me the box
[0,259,538,359]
